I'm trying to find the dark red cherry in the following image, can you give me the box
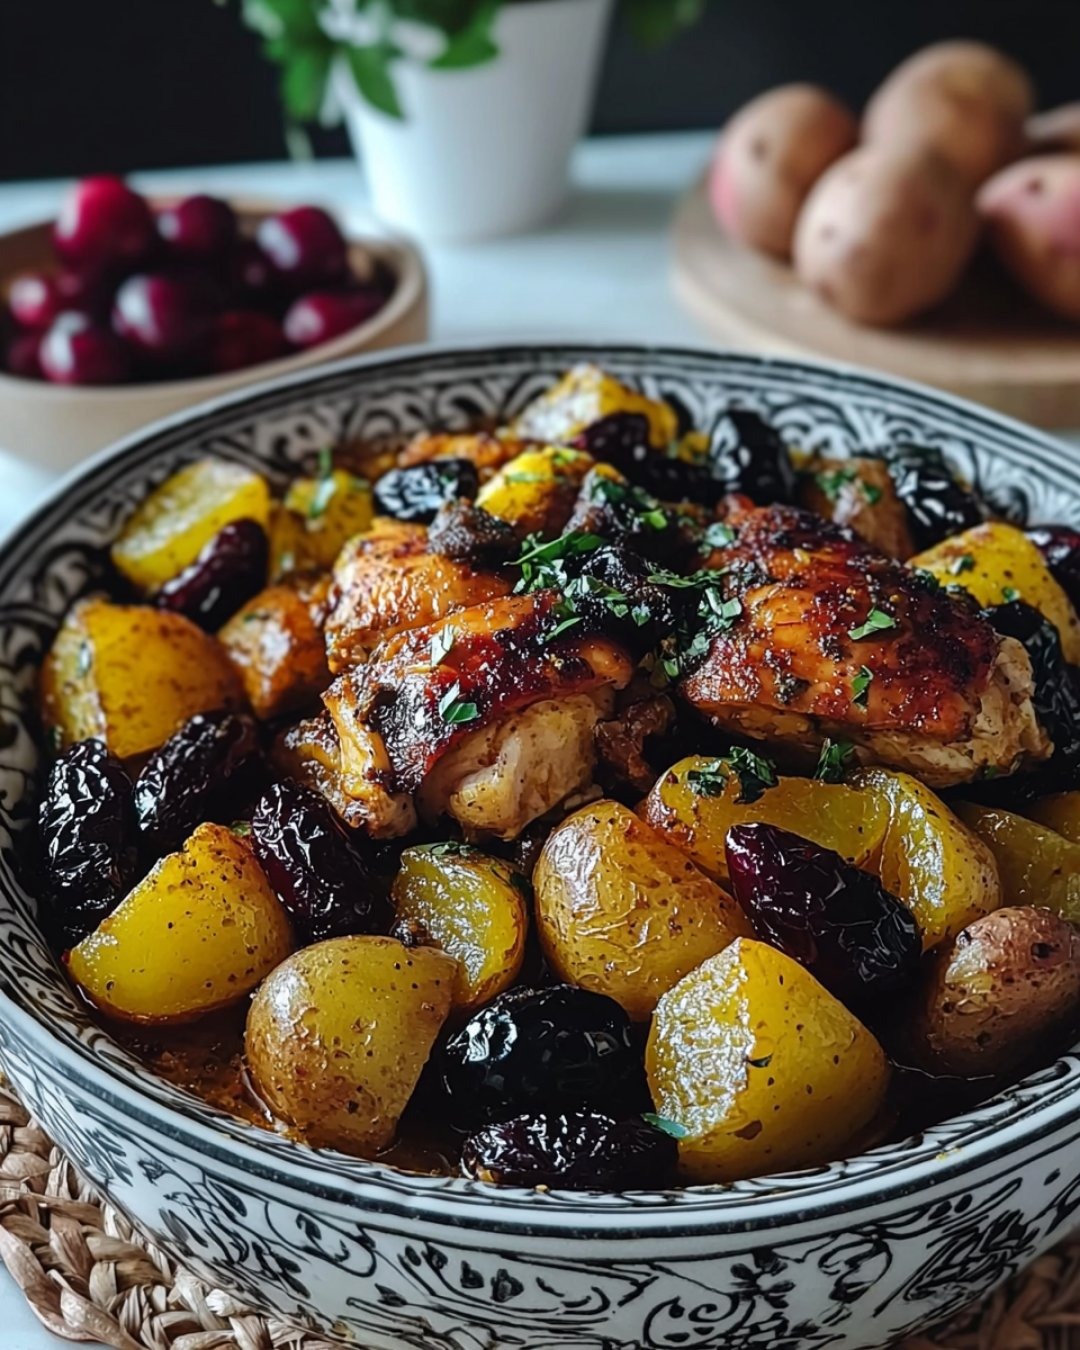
[55,267,115,319]
[255,206,348,287]
[111,273,210,363]
[53,176,155,270]
[228,240,281,310]
[208,310,287,373]
[7,272,63,330]
[283,289,385,348]
[157,194,238,261]
[40,312,131,385]
[4,330,44,379]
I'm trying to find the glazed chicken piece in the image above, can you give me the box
[323,591,635,838]
[680,502,1049,787]
[324,518,511,672]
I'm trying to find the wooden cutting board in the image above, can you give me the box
[671,175,1080,429]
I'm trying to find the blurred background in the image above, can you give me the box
[4,0,1080,180]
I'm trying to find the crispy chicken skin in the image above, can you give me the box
[323,591,636,836]
[324,518,511,672]
[681,502,1049,786]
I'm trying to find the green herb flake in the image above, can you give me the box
[686,759,729,797]
[950,554,976,576]
[847,608,897,641]
[642,1112,689,1140]
[438,683,479,726]
[543,614,584,643]
[316,445,334,479]
[814,466,858,502]
[727,746,778,804]
[1002,586,1021,603]
[851,665,873,708]
[242,610,271,624]
[861,482,884,506]
[230,820,253,838]
[702,521,737,549]
[814,738,857,783]
[429,628,455,665]
[307,471,338,521]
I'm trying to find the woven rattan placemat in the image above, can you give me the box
[1,1083,1076,1350]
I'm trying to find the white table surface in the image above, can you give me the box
[0,129,1077,1347]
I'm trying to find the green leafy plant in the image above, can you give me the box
[235,0,705,122]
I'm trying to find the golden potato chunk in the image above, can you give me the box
[218,578,330,721]
[641,756,888,883]
[245,936,456,1155]
[851,768,1001,948]
[511,363,678,450]
[534,800,750,1022]
[799,456,915,559]
[1025,791,1080,845]
[67,823,292,1023]
[911,521,1080,664]
[646,938,890,1183]
[476,445,595,537]
[40,599,244,760]
[912,905,1080,1077]
[269,468,374,578]
[111,457,271,593]
[391,843,528,1011]
[954,803,1080,923]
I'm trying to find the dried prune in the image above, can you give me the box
[134,710,262,856]
[979,600,1080,797]
[373,459,479,524]
[886,445,986,551]
[566,468,690,563]
[427,498,520,565]
[706,409,796,505]
[460,1110,676,1190]
[39,739,139,947]
[439,984,645,1126]
[1027,525,1080,615]
[573,413,724,508]
[250,780,381,945]
[155,518,268,630]
[570,544,683,652]
[725,822,921,1009]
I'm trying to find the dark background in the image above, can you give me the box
[3,1,1079,182]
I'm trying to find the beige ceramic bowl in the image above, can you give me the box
[0,198,428,470]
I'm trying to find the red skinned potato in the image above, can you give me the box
[1026,104,1080,155]
[709,84,857,259]
[793,146,980,326]
[863,41,1033,186]
[978,156,1080,321]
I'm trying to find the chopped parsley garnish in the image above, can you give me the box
[543,614,584,643]
[848,608,897,641]
[686,759,729,797]
[702,521,737,549]
[950,554,975,576]
[1002,586,1021,603]
[726,747,778,803]
[851,665,873,708]
[862,483,883,505]
[646,567,728,591]
[700,591,743,629]
[642,1113,689,1140]
[429,628,455,664]
[911,568,940,592]
[591,476,668,531]
[814,466,858,501]
[307,450,339,520]
[230,820,252,838]
[316,445,333,478]
[814,738,856,783]
[438,683,479,726]
[514,531,603,593]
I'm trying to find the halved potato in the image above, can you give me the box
[511,363,678,449]
[851,768,1001,948]
[476,445,595,537]
[269,468,374,578]
[911,521,1080,663]
[67,823,292,1023]
[954,803,1080,923]
[391,843,529,1011]
[111,457,271,593]
[245,935,456,1155]
[40,599,244,760]
[646,938,890,1183]
[534,799,750,1021]
[218,577,330,721]
[641,756,888,883]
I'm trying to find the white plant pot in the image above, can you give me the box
[340,0,615,243]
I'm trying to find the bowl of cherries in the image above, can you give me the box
[0,176,427,468]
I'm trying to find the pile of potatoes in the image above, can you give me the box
[710,41,1080,325]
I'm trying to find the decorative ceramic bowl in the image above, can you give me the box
[0,199,428,471]
[0,344,1077,1350]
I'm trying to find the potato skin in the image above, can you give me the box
[218,577,331,721]
[40,599,245,761]
[245,936,456,1155]
[710,84,857,259]
[646,938,890,1183]
[391,843,528,1011]
[534,800,750,1022]
[793,145,980,326]
[67,823,292,1024]
[863,40,1033,186]
[913,906,1080,1077]
[978,156,1080,321]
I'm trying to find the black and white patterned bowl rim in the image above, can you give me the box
[0,341,1078,1239]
